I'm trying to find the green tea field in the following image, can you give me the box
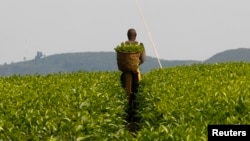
[0,62,250,140]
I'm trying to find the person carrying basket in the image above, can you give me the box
[116,28,146,95]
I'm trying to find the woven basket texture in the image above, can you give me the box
[116,52,140,72]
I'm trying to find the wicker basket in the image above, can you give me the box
[116,51,141,72]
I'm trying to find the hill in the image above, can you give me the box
[0,52,199,76]
[204,48,250,63]
[2,47,250,76]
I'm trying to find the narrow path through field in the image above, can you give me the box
[125,92,141,135]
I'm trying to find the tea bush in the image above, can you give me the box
[0,72,133,140]
[0,62,250,140]
[136,62,250,140]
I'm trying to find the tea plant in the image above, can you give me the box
[136,62,250,140]
[0,72,133,140]
[0,62,250,140]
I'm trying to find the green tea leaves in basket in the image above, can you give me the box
[114,43,144,53]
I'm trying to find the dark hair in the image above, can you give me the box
[127,28,137,40]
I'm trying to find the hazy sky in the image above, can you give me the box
[1,0,250,64]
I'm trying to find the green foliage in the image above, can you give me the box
[0,62,250,140]
[114,43,144,53]
[0,72,134,140]
[136,62,250,140]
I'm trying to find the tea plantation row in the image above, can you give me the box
[0,72,131,140]
[136,62,250,140]
[0,62,250,140]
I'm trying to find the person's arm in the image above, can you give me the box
[139,43,146,65]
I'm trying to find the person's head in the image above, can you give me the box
[127,28,137,41]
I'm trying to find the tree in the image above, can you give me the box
[35,51,43,60]
[34,51,44,64]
